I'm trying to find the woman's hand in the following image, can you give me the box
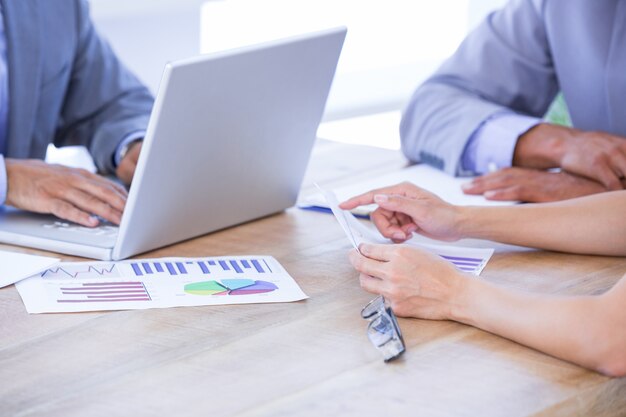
[349,243,470,320]
[340,182,464,243]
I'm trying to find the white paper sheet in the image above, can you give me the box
[318,187,493,276]
[302,164,515,216]
[0,250,59,288]
[316,184,361,250]
[15,256,308,314]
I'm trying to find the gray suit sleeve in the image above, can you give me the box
[400,0,558,175]
[54,0,154,174]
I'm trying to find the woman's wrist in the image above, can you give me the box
[452,205,476,240]
[448,275,492,327]
[447,271,476,323]
[454,205,512,242]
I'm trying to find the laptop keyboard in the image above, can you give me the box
[42,221,119,237]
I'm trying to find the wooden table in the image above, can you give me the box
[1,142,625,417]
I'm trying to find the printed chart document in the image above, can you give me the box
[16,256,307,314]
[318,186,493,276]
[302,164,515,216]
[0,250,59,288]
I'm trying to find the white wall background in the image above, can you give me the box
[89,0,205,94]
[89,0,507,118]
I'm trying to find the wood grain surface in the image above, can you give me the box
[1,142,624,417]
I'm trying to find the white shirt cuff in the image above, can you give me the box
[0,155,6,205]
[462,113,541,174]
[113,131,145,167]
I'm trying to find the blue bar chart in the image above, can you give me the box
[129,257,273,277]
[439,255,485,274]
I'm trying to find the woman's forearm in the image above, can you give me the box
[457,191,626,255]
[452,276,626,376]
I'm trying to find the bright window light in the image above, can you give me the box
[201,0,469,69]
[201,0,470,119]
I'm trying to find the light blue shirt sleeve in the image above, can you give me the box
[113,130,145,167]
[461,113,541,174]
[0,155,6,205]
[0,5,9,205]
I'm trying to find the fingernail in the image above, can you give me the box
[374,194,388,204]
[406,224,418,233]
[461,183,473,190]
[484,191,496,199]
[392,232,405,240]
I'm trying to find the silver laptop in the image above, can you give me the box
[0,27,347,260]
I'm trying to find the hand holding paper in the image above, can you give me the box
[316,184,493,276]
[316,184,369,251]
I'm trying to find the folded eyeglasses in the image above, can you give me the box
[361,295,406,362]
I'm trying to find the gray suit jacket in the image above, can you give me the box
[400,0,626,175]
[2,0,153,173]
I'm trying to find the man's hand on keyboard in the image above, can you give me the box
[5,159,128,227]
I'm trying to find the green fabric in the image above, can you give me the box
[544,92,572,127]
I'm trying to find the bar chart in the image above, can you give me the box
[129,258,273,277]
[439,255,486,274]
[57,281,151,303]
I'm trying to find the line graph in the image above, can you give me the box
[41,265,121,279]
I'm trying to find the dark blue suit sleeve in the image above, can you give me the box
[55,0,154,174]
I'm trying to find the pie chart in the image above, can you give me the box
[184,279,278,296]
